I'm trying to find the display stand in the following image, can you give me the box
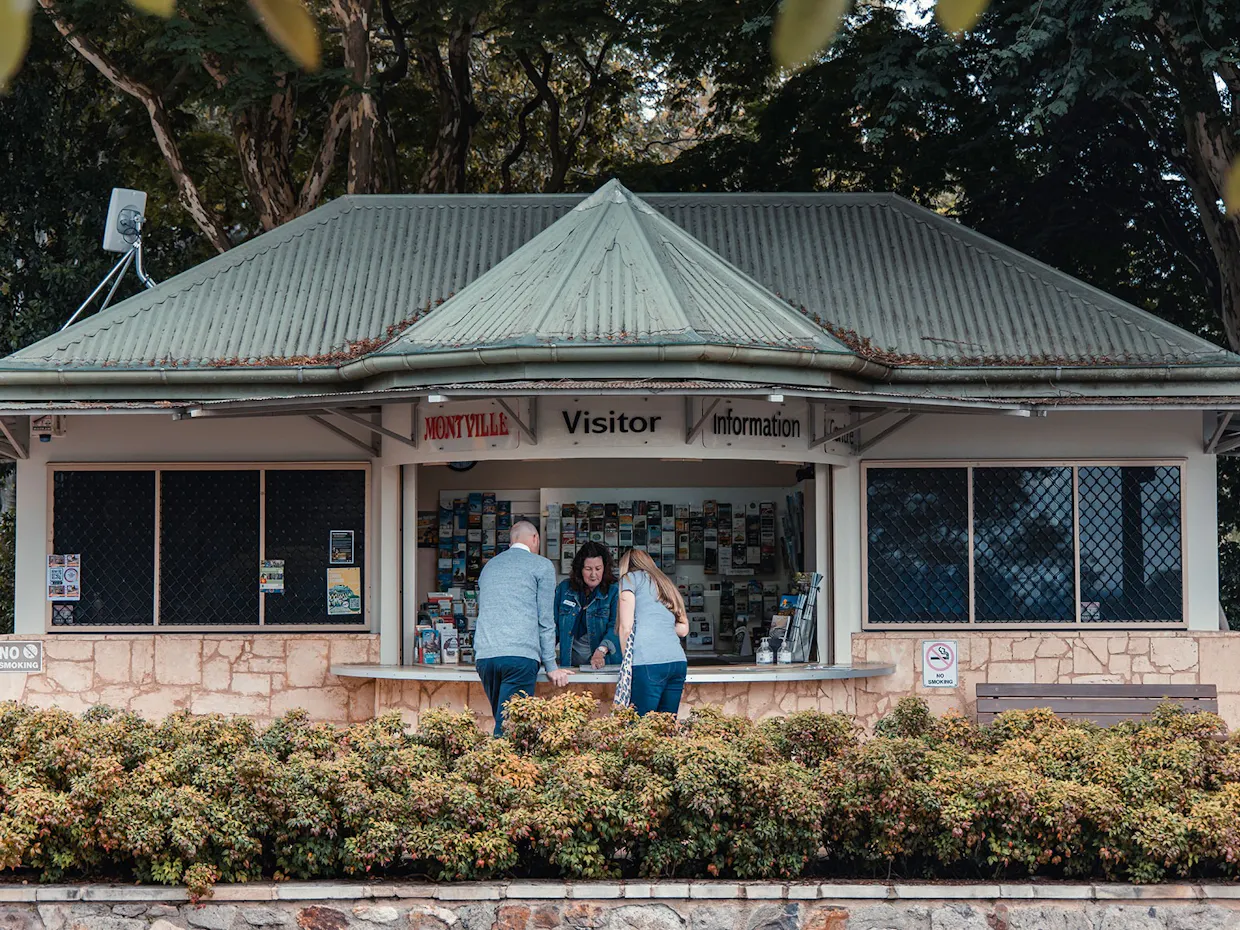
[785,572,822,663]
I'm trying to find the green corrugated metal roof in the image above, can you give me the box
[378,180,852,357]
[4,183,1236,372]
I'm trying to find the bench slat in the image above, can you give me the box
[976,681,1220,728]
[977,712,1176,727]
[977,683,1217,699]
[977,697,1218,714]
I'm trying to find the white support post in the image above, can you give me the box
[377,406,415,665]
[377,464,401,665]
[831,460,863,665]
[814,463,831,663]
[401,463,419,665]
[14,458,45,635]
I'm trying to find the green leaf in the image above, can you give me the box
[1226,157,1240,218]
[936,0,990,35]
[772,0,851,71]
[0,0,31,90]
[126,0,175,17]
[249,0,321,71]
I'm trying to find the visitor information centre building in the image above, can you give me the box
[0,180,1236,730]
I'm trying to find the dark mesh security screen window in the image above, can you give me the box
[52,470,155,626]
[973,466,1075,623]
[159,470,260,625]
[264,469,366,625]
[866,467,969,624]
[866,463,1184,626]
[1079,465,1182,622]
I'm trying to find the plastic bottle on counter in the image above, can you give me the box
[756,637,774,665]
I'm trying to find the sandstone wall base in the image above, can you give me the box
[372,678,859,731]
[0,633,381,724]
[6,882,1240,930]
[852,630,1240,731]
[5,629,1238,734]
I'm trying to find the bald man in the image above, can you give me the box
[473,520,571,735]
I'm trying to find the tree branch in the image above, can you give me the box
[38,0,233,253]
[516,45,571,191]
[501,78,547,193]
[415,11,481,192]
[299,93,353,211]
[563,38,616,166]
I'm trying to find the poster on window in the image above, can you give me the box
[46,554,81,602]
[326,567,362,615]
[260,560,285,594]
[329,530,355,564]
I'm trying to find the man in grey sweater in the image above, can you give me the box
[474,520,571,735]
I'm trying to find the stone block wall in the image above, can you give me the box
[6,882,1240,930]
[852,630,1240,730]
[7,629,1237,734]
[377,630,1240,734]
[0,633,380,723]
[373,678,860,731]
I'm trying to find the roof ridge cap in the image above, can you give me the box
[638,196,856,354]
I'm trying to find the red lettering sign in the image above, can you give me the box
[422,410,512,444]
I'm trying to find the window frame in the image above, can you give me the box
[46,461,372,633]
[860,459,1188,630]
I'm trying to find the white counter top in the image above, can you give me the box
[330,661,895,684]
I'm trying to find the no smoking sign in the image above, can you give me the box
[921,640,958,688]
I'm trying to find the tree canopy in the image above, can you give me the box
[3,0,1240,616]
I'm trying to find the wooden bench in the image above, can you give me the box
[976,683,1219,727]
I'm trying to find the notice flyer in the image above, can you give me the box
[259,559,285,594]
[329,530,355,564]
[326,567,362,615]
[416,511,439,548]
[46,554,81,602]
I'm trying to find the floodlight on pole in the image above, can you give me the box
[61,188,159,331]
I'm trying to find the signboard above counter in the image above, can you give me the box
[419,399,522,453]
[413,396,856,459]
[547,396,679,447]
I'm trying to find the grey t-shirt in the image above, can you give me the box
[621,571,687,667]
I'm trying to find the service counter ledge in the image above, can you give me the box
[331,661,896,685]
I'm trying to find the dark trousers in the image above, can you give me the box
[476,656,539,736]
[630,661,688,716]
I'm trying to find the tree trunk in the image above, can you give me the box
[232,87,300,231]
[39,1,233,252]
[1180,115,1240,350]
[1151,14,1240,350]
[333,0,381,194]
[416,14,480,193]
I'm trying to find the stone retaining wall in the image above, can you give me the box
[6,629,1237,733]
[0,633,380,723]
[7,882,1240,930]
[852,630,1240,730]
[373,679,858,731]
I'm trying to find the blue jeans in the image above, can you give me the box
[476,656,539,736]
[630,661,688,716]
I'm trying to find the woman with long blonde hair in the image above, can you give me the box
[616,548,690,716]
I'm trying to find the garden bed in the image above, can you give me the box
[0,695,1237,896]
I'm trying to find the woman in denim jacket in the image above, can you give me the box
[555,541,621,668]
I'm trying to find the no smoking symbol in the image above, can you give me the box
[927,643,954,671]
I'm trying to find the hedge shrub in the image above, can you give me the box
[0,696,1237,894]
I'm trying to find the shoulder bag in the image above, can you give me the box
[613,594,637,708]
